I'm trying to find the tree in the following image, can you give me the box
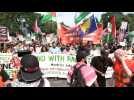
[0,12,41,35]
[0,12,58,36]
[39,15,57,34]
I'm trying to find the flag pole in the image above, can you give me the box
[55,12,61,45]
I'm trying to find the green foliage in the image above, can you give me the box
[39,17,57,34]
[0,12,40,33]
[0,12,57,35]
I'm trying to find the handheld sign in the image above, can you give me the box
[105,67,114,79]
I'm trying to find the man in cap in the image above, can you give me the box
[9,54,50,87]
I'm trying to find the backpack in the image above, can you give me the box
[70,64,86,87]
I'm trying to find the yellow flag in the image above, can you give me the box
[80,19,90,33]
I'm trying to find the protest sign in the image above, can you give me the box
[33,53,76,78]
[0,27,9,43]
[0,53,12,64]
[33,53,94,78]
[105,67,114,79]
[0,53,93,79]
[0,53,19,78]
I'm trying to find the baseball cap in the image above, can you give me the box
[20,54,42,82]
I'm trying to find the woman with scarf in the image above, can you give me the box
[114,49,134,87]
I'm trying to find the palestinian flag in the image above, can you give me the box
[40,12,56,24]
[102,16,116,43]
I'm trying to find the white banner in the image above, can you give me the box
[33,53,76,78]
[0,53,93,79]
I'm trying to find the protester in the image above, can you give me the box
[11,70,18,82]
[0,66,10,87]
[77,43,90,56]
[0,76,4,87]
[10,53,21,68]
[87,41,93,50]
[23,44,30,51]
[60,45,66,52]
[29,46,35,54]
[118,53,134,87]
[49,42,61,54]
[114,48,134,87]
[41,45,49,52]
[63,46,71,54]
[35,44,41,53]
[69,46,76,55]
[8,54,50,87]
[67,49,98,87]
[89,44,96,56]
[6,47,12,53]
[90,48,114,87]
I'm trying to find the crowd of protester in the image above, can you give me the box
[0,38,134,87]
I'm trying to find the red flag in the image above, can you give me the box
[58,23,71,45]
[110,16,116,38]
[32,19,41,33]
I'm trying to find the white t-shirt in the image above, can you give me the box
[49,47,61,54]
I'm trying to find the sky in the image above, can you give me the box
[36,12,105,27]
[56,12,105,27]
[36,12,134,27]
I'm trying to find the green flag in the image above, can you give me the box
[75,12,90,24]
[40,12,56,24]
[96,16,103,24]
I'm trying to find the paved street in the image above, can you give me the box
[48,78,115,87]
[48,78,69,87]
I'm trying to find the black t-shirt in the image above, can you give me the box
[91,56,113,87]
[0,69,10,82]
